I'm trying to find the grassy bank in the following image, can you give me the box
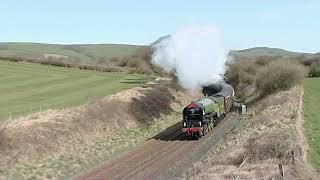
[304,78,320,170]
[3,113,180,179]
[0,60,151,121]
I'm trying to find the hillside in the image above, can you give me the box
[229,47,320,62]
[150,36,320,62]
[0,42,143,64]
[2,42,320,71]
[0,42,161,75]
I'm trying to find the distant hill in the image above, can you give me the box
[229,47,320,62]
[0,42,144,65]
[150,36,320,63]
[1,42,319,63]
[0,42,162,74]
[1,42,319,74]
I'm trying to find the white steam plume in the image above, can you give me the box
[151,25,228,90]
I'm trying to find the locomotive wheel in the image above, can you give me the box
[198,131,203,138]
[213,116,219,126]
[220,113,226,120]
[183,133,188,139]
[203,125,208,135]
[199,130,204,137]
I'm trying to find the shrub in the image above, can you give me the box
[246,130,293,161]
[109,57,119,62]
[127,59,141,68]
[309,61,320,77]
[132,47,152,62]
[301,57,320,66]
[254,55,278,65]
[224,60,258,91]
[117,58,128,67]
[256,60,305,95]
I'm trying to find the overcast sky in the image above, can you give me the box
[1,0,319,53]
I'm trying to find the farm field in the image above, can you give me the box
[303,77,320,169]
[0,60,151,121]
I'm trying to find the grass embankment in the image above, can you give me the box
[303,78,320,169]
[4,113,180,179]
[0,60,151,121]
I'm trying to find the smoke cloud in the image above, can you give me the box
[151,25,228,90]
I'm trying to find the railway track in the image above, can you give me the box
[78,113,238,180]
[77,123,184,180]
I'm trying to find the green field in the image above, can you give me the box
[303,78,320,169]
[0,60,151,121]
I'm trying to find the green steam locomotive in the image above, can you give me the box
[182,83,234,138]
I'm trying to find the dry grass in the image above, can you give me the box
[0,78,194,179]
[3,113,183,179]
[186,86,318,179]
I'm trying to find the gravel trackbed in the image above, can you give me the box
[78,113,239,180]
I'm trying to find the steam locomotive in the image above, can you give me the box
[182,83,234,138]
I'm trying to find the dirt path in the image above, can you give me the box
[78,113,239,180]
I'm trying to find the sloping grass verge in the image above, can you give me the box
[2,113,180,179]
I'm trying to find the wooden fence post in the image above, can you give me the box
[278,163,285,179]
[291,151,296,166]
